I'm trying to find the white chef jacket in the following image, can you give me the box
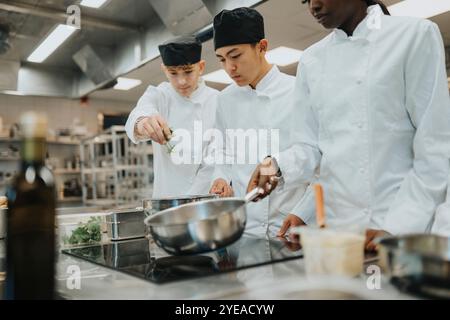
[276,5,450,234]
[211,66,308,237]
[125,79,219,198]
[431,172,450,237]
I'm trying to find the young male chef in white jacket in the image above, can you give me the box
[125,35,219,198]
[209,7,307,237]
[246,0,450,249]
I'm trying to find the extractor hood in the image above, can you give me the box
[0,0,266,98]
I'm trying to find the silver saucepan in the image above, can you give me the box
[377,234,450,298]
[143,188,262,255]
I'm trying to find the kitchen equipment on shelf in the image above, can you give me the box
[144,188,263,255]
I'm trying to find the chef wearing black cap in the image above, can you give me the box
[209,7,308,237]
[125,35,219,198]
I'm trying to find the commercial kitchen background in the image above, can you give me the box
[0,0,449,208]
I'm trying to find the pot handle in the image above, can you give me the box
[244,188,264,203]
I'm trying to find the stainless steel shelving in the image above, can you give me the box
[80,126,153,206]
[0,137,83,204]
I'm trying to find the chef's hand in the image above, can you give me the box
[136,115,172,145]
[365,229,390,252]
[210,179,234,198]
[246,157,280,201]
[277,214,306,237]
[278,234,302,252]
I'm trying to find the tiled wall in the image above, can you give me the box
[0,94,134,135]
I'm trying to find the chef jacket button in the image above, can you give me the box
[359,167,365,173]
[356,80,363,85]
[357,122,363,128]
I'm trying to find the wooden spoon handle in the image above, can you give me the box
[314,184,326,228]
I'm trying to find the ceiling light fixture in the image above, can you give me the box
[113,77,142,91]
[80,0,109,9]
[27,24,78,63]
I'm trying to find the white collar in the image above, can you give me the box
[242,65,281,98]
[170,78,206,103]
[333,4,383,43]
[189,78,207,102]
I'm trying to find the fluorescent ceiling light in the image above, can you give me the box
[27,24,77,63]
[388,0,450,19]
[203,69,233,84]
[80,0,108,8]
[114,77,142,91]
[266,46,303,67]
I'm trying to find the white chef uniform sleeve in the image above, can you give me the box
[274,60,322,189]
[125,86,164,144]
[432,175,450,236]
[383,21,450,234]
[210,100,233,186]
[188,98,219,195]
[188,140,217,194]
[431,202,450,237]
[289,183,318,225]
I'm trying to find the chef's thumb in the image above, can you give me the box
[278,220,290,237]
[255,168,269,192]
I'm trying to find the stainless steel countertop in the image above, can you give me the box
[0,238,414,300]
[53,244,412,300]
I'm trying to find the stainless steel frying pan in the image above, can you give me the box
[143,188,262,255]
[143,194,218,215]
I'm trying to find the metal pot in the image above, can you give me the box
[377,234,450,298]
[105,208,146,241]
[143,194,219,215]
[144,188,261,255]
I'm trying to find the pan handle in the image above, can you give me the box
[245,188,264,203]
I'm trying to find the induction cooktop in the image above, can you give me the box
[62,236,303,284]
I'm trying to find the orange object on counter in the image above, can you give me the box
[314,184,326,228]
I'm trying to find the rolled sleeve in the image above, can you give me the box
[125,85,163,144]
[290,184,317,225]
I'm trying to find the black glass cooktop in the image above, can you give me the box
[62,236,303,284]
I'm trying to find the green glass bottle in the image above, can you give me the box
[5,112,56,300]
